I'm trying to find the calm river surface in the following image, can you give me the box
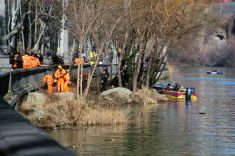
[47,66,235,156]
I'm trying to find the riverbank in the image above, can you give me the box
[19,87,167,128]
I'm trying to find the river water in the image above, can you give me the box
[47,66,235,156]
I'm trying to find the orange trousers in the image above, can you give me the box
[63,83,70,92]
[47,85,53,95]
[57,78,64,92]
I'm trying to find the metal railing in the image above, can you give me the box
[0,64,110,106]
[0,67,51,106]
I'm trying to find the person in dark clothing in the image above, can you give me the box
[101,67,109,91]
[166,83,172,90]
[121,68,128,87]
[52,54,64,65]
[174,83,181,91]
[34,53,43,65]
[10,52,23,69]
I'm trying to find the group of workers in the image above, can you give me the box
[43,65,110,94]
[22,53,42,68]
[11,51,97,69]
[10,50,106,94]
[43,66,71,94]
[10,52,43,69]
[73,52,96,65]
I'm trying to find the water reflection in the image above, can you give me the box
[47,66,235,156]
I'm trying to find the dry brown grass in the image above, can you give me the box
[20,93,128,128]
[78,105,127,126]
[134,86,168,105]
[20,86,165,128]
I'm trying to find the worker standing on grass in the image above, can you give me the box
[63,70,71,92]
[43,70,54,94]
[55,65,66,92]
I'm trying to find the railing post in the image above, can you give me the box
[4,68,13,99]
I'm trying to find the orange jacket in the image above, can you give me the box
[13,63,17,68]
[30,56,36,68]
[64,73,71,84]
[31,57,41,67]
[35,58,41,67]
[75,57,84,65]
[44,74,54,85]
[55,69,66,79]
[22,54,31,68]
[43,74,54,85]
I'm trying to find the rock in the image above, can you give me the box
[100,87,134,105]
[20,92,47,119]
[20,92,78,128]
[54,92,77,101]
[25,92,48,105]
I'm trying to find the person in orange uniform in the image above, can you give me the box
[22,53,31,68]
[33,54,42,67]
[63,70,71,92]
[54,65,66,92]
[74,57,84,65]
[30,55,41,68]
[43,70,54,94]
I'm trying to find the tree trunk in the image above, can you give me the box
[34,1,37,44]
[80,64,83,97]
[132,28,147,92]
[132,43,145,91]
[117,30,129,87]
[154,57,168,83]
[145,53,154,86]
[27,0,32,52]
[9,0,18,50]
[31,22,45,53]
[77,64,81,98]
[84,54,100,98]
[117,54,123,87]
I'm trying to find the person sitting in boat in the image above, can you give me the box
[174,83,181,91]
[165,83,173,91]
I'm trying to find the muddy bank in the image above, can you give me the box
[20,87,167,128]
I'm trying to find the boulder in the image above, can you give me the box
[20,92,77,128]
[25,92,47,105]
[100,87,134,105]
[54,92,77,101]
[20,92,47,119]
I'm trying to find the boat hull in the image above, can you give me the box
[163,91,198,101]
[206,71,223,75]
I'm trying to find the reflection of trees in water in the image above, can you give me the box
[46,105,157,156]
[46,125,127,155]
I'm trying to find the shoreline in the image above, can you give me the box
[19,87,168,129]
